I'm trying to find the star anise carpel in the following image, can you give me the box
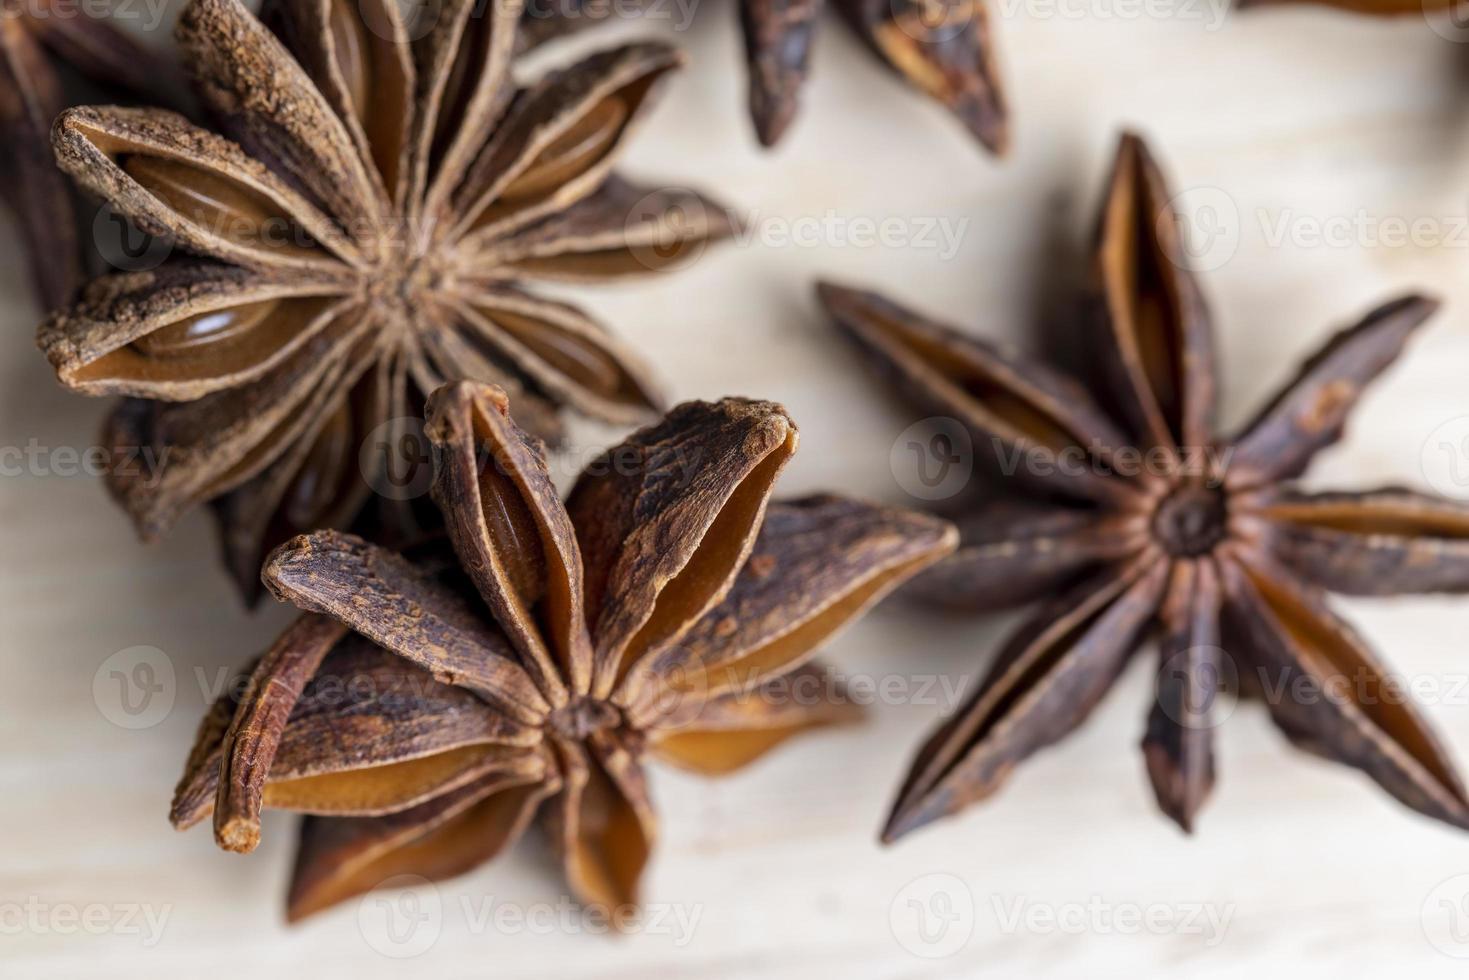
[522,0,1007,152]
[169,381,958,922]
[821,131,1469,842]
[36,0,735,602]
[1,0,184,308]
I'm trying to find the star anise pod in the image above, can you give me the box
[169,382,957,922]
[1,0,184,308]
[36,0,735,602]
[821,131,1469,842]
[522,0,1007,152]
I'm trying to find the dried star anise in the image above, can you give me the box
[169,382,956,922]
[821,131,1469,842]
[522,0,1007,152]
[0,0,184,308]
[37,0,734,602]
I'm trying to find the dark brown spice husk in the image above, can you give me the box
[170,382,958,923]
[821,130,1469,841]
[37,0,737,603]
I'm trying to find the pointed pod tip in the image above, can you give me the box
[956,104,1009,158]
[881,790,939,846]
[1111,128,1157,176]
[1155,797,1197,836]
[879,808,918,846]
[1393,292,1442,325]
[752,109,795,149]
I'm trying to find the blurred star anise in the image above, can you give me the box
[821,131,1469,841]
[522,0,1007,152]
[37,0,734,601]
[170,383,956,922]
[0,0,183,308]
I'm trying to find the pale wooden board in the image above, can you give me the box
[7,2,1469,977]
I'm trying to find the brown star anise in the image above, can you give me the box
[169,382,957,922]
[0,0,183,308]
[521,0,1007,152]
[37,0,734,601]
[821,131,1469,842]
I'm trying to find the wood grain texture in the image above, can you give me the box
[10,2,1469,977]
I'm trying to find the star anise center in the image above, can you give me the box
[546,697,623,741]
[366,225,446,318]
[1151,482,1229,557]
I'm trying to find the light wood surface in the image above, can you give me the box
[8,3,1469,977]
